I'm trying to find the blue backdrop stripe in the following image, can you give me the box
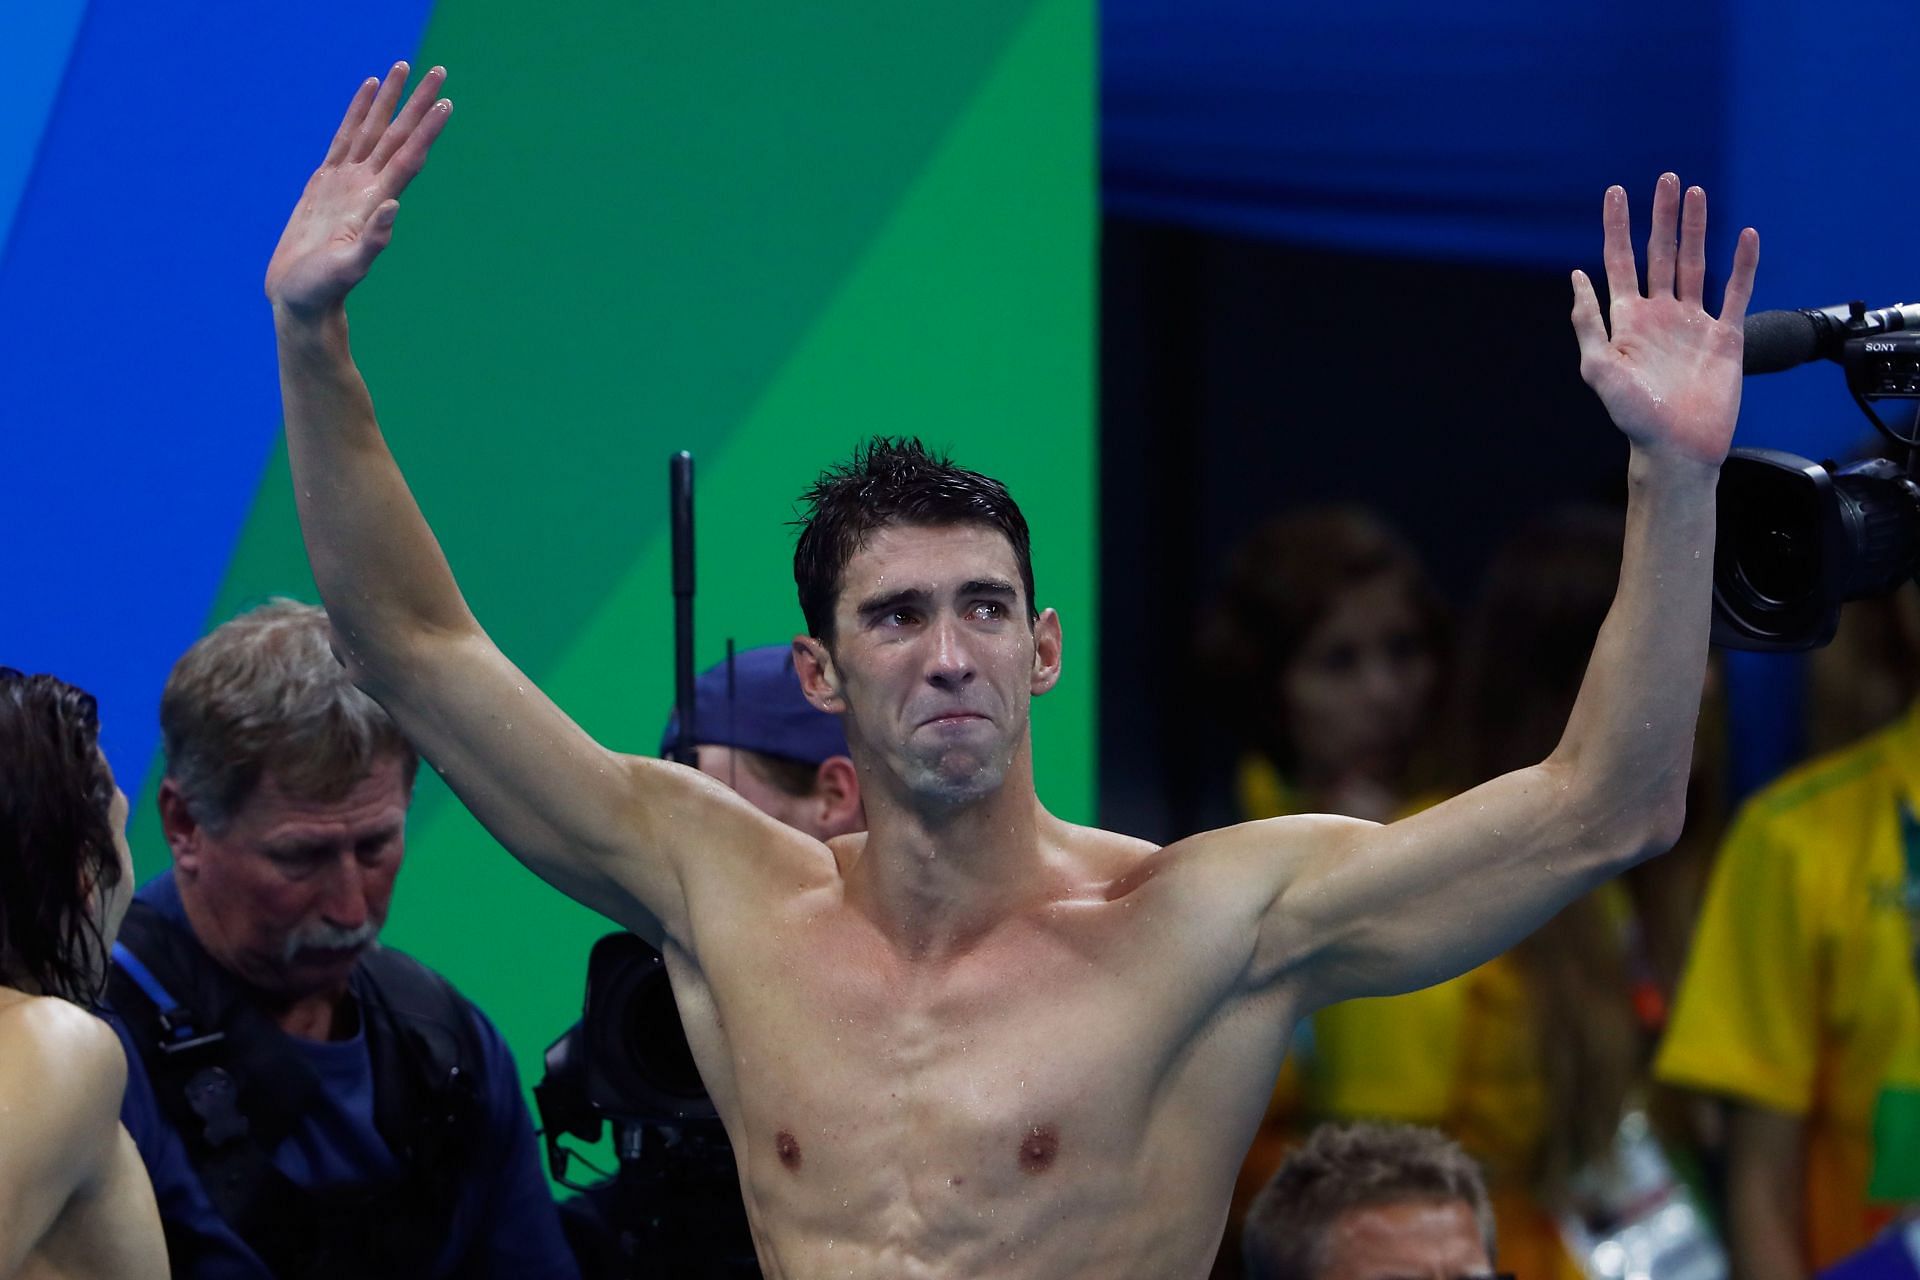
[0,0,436,792]
[0,0,90,270]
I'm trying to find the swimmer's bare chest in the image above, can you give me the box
[666,884,1295,1279]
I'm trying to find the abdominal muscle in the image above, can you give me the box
[664,881,1291,1280]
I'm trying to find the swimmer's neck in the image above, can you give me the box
[848,751,1067,959]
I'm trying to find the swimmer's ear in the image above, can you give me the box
[792,635,843,713]
[1031,608,1062,696]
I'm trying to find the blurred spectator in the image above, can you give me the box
[1200,507,1450,1276]
[1805,585,1920,759]
[1227,507,1727,1280]
[1197,505,1449,825]
[1241,1121,1496,1280]
[1656,609,1920,1280]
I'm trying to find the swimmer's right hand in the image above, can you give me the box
[265,61,451,320]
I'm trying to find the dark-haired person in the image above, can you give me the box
[665,644,865,844]
[267,62,1758,1277]
[105,600,578,1279]
[1199,506,1448,826]
[1241,1122,1497,1280]
[0,669,166,1279]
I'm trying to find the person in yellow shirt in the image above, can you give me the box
[1657,699,1920,1280]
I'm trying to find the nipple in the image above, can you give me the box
[1017,1124,1058,1174]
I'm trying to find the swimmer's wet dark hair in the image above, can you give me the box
[793,437,1036,647]
[0,669,123,1006]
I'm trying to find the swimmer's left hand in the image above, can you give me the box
[1570,173,1759,471]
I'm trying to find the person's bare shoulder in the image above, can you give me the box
[0,990,126,1109]
[0,991,139,1275]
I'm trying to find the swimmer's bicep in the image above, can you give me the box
[354,630,702,941]
[1266,763,1613,1007]
[1139,815,1370,996]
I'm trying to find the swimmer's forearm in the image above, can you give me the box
[275,305,478,683]
[1546,442,1717,863]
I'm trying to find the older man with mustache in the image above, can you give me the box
[105,599,578,1280]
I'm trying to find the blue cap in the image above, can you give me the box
[659,644,849,766]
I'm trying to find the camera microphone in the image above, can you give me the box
[1744,302,1920,375]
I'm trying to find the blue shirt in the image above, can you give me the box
[110,871,580,1280]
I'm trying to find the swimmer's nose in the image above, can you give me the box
[926,614,976,690]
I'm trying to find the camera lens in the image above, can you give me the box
[1731,522,1817,606]
[621,973,706,1099]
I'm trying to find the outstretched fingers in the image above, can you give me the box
[348,61,411,164]
[382,98,452,195]
[324,78,380,167]
[1719,226,1761,323]
[370,66,448,172]
[1677,185,1708,306]
[1600,185,1639,310]
[1644,173,1681,300]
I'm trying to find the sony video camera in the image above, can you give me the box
[1713,302,1920,651]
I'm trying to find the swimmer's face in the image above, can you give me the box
[1281,574,1437,789]
[799,522,1060,807]
[163,754,410,999]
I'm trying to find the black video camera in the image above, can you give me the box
[1712,304,1920,651]
[535,934,758,1278]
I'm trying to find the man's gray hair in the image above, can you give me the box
[160,599,417,829]
[1242,1121,1496,1280]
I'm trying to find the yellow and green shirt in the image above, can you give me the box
[1656,701,1920,1270]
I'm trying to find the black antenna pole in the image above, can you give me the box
[669,451,697,766]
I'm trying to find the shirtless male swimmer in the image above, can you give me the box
[0,672,166,1279]
[266,63,1759,1279]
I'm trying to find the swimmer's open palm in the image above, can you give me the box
[266,63,450,318]
[1571,173,1760,469]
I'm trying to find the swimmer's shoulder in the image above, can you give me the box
[0,988,127,1130]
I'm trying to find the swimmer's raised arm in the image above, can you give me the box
[266,65,801,947]
[1196,175,1758,1010]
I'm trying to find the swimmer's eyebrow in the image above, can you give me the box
[958,579,1017,602]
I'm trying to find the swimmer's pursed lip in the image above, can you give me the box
[918,711,989,728]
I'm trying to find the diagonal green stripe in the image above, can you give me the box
[176,1,1048,845]
[385,0,1093,1092]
